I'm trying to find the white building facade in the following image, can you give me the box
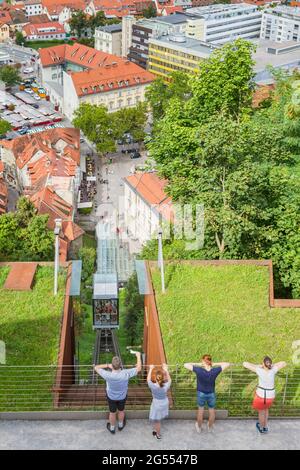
[24,0,43,17]
[185,3,262,44]
[94,24,122,56]
[261,6,300,43]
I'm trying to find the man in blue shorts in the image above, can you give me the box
[184,354,231,433]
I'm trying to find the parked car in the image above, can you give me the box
[25,89,34,94]
[121,147,135,154]
[130,150,141,159]
[23,67,34,74]
[34,94,41,101]
[31,103,39,109]
[80,138,85,143]
[19,126,30,135]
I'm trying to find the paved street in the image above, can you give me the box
[0,419,299,450]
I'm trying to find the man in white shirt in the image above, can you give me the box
[95,353,142,434]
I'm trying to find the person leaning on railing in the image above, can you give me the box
[243,357,287,434]
[184,355,231,434]
[94,352,142,434]
[147,364,172,440]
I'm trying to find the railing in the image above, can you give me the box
[0,365,299,417]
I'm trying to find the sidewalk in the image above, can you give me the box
[0,419,299,450]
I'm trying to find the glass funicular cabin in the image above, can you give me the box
[93,272,119,329]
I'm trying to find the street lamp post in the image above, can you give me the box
[54,218,62,296]
[158,226,165,294]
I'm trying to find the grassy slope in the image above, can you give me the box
[151,263,300,365]
[0,266,65,365]
[151,263,300,415]
[0,266,66,411]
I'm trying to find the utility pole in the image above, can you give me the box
[158,226,165,294]
[54,218,62,296]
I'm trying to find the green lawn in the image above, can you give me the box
[83,232,97,250]
[0,266,66,411]
[151,263,300,416]
[25,40,74,50]
[0,266,66,365]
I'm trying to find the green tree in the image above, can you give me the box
[187,39,256,122]
[90,10,107,28]
[73,103,117,153]
[114,103,147,142]
[21,215,54,261]
[0,199,54,261]
[0,213,20,260]
[124,273,144,344]
[142,3,157,18]
[0,119,12,136]
[15,30,26,46]
[15,197,37,228]
[146,71,192,121]
[69,10,89,38]
[0,65,21,87]
[78,246,96,304]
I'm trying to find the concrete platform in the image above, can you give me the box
[0,419,299,450]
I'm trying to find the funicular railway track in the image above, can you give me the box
[90,329,122,384]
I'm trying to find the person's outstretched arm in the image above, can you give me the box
[147,365,154,383]
[162,364,172,384]
[213,362,231,371]
[243,362,258,373]
[135,352,142,373]
[94,363,112,372]
[274,361,287,371]
[184,362,201,371]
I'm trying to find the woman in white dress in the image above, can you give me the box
[147,364,171,440]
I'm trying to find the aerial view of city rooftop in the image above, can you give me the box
[0,0,300,456]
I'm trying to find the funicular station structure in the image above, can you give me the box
[55,222,152,409]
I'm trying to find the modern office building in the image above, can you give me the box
[148,33,217,79]
[184,3,262,44]
[127,14,187,68]
[260,6,300,43]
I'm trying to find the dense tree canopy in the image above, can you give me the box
[145,39,300,297]
[73,103,147,153]
[0,198,54,261]
[0,119,12,136]
[0,65,21,87]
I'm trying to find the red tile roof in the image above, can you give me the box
[30,185,84,261]
[23,21,65,37]
[29,14,52,24]
[0,10,12,24]
[0,128,80,171]
[39,42,123,68]
[70,60,154,96]
[41,0,86,9]
[124,172,173,222]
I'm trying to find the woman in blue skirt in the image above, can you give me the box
[147,364,172,440]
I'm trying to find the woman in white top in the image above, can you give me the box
[243,356,287,434]
[147,364,171,440]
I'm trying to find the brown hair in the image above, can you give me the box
[155,369,165,388]
[202,354,212,366]
[263,356,273,370]
[112,356,121,370]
